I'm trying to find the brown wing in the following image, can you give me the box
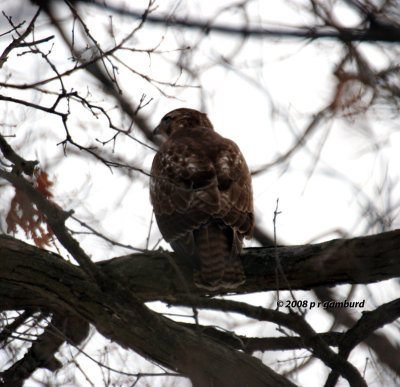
[214,139,254,240]
[150,127,254,289]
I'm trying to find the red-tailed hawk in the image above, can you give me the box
[150,108,254,290]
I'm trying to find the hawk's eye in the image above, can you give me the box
[164,116,172,124]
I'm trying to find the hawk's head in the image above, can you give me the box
[153,108,214,138]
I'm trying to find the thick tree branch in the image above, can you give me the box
[1,2,399,385]
[2,229,398,384]
[99,228,400,298]
[1,225,399,386]
[1,228,399,301]
[0,235,296,387]
[163,297,369,387]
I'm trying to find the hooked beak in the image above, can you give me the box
[153,124,162,136]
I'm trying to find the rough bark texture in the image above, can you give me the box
[1,229,399,386]
[102,229,400,298]
[0,234,296,387]
[1,229,399,301]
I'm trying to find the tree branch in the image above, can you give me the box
[1,225,399,385]
[1,228,399,301]
[98,228,400,298]
[162,296,369,386]
[0,234,296,387]
[0,313,89,387]
[314,287,400,377]
[0,8,41,69]
[0,134,38,175]
[69,0,400,43]
[180,322,344,353]
[0,168,102,284]
[325,297,400,386]
[40,2,157,144]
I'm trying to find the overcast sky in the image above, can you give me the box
[1,1,399,386]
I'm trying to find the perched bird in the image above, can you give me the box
[150,108,254,290]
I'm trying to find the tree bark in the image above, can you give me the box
[103,228,400,297]
[0,234,296,387]
[1,229,399,386]
[1,229,399,302]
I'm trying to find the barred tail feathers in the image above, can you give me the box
[192,223,245,290]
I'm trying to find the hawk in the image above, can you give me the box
[150,108,254,290]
